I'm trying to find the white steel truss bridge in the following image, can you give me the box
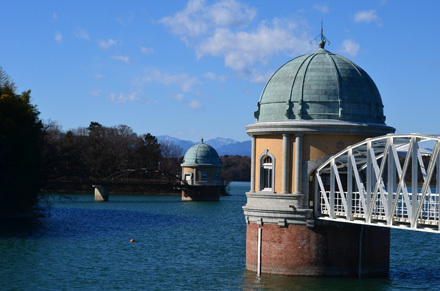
[315,134,440,233]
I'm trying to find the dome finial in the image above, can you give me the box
[201,138,204,144]
[318,20,330,49]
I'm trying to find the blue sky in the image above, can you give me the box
[1,0,439,142]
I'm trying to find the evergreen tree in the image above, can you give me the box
[0,67,43,215]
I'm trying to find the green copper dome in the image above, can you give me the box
[182,140,222,167]
[254,43,387,124]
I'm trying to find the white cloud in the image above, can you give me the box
[250,70,273,83]
[354,9,382,26]
[175,93,185,102]
[140,46,154,54]
[314,4,329,14]
[89,89,102,97]
[74,27,89,40]
[339,39,360,57]
[195,19,312,73]
[94,74,105,79]
[54,31,63,43]
[109,91,140,104]
[204,72,226,82]
[172,93,203,111]
[117,11,135,26]
[160,1,312,77]
[189,99,202,109]
[209,0,256,27]
[141,69,200,92]
[111,55,130,64]
[97,38,117,50]
[159,0,256,39]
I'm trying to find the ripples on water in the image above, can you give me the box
[1,182,440,290]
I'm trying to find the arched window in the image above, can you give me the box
[259,150,275,192]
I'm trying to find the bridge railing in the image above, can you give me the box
[319,191,440,226]
[315,134,440,233]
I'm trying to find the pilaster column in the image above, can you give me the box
[250,135,256,193]
[282,134,290,194]
[194,168,197,185]
[294,134,303,194]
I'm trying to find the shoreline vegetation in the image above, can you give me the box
[40,122,250,197]
[41,180,253,196]
[42,186,182,196]
[2,67,251,217]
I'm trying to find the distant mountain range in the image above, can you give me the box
[157,135,435,158]
[156,135,251,156]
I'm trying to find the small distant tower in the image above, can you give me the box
[180,139,223,201]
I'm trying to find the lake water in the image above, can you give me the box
[1,182,440,290]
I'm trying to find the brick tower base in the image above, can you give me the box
[181,186,221,201]
[246,222,390,277]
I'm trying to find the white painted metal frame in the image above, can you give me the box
[315,134,440,233]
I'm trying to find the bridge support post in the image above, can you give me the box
[93,184,109,202]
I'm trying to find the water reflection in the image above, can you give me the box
[240,271,393,291]
[0,217,44,238]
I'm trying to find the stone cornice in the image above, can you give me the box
[243,192,313,227]
[246,120,395,136]
[181,163,222,168]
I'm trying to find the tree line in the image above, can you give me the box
[41,121,252,194]
[220,155,251,182]
[41,122,251,187]
[1,67,251,215]
[41,121,182,184]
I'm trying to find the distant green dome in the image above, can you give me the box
[254,43,387,124]
[182,140,222,167]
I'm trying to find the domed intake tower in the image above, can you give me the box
[243,39,395,276]
[181,139,223,201]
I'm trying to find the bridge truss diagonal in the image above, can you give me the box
[315,134,440,233]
